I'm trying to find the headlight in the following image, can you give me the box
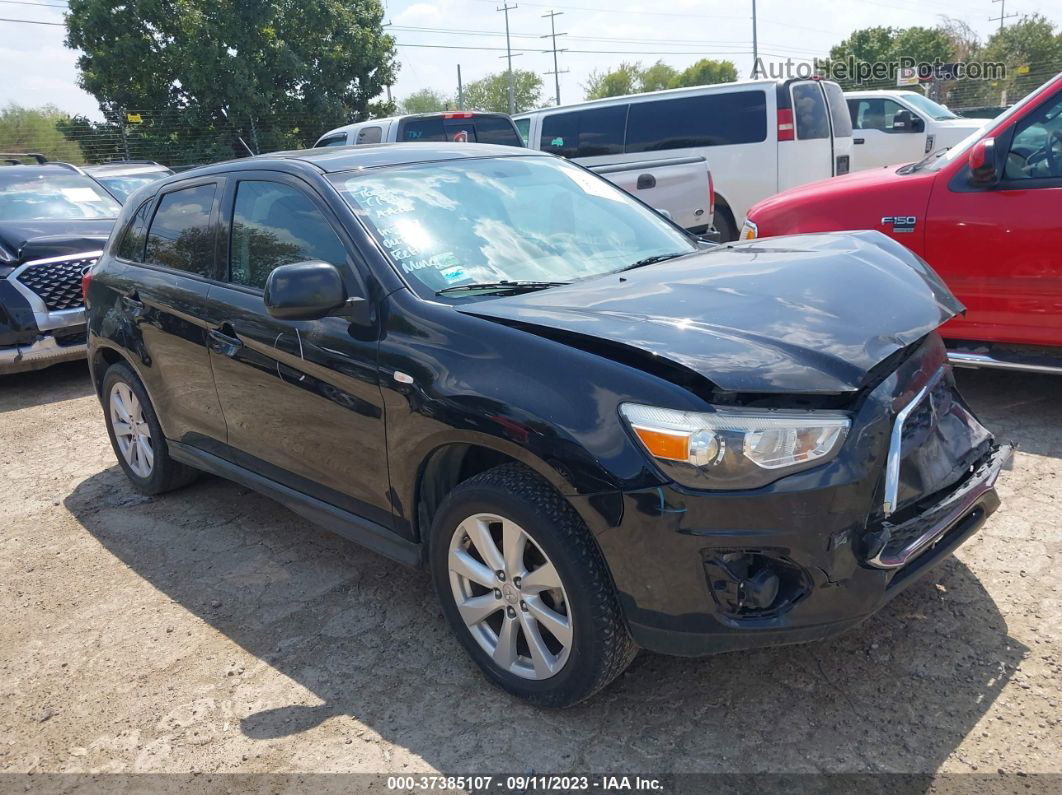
[620,403,850,490]
[739,219,758,240]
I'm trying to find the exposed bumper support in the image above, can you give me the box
[0,335,86,375]
[867,444,1012,569]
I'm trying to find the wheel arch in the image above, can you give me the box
[410,432,597,547]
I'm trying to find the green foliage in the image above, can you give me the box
[668,59,738,88]
[400,89,452,115]
[0,105,86,164]
[64,0,397,159]
[583,58,736,100]
[462,70,543,113]
[980,15,1062,101]
[584,62,643,100]
[825,25,954,90]
[639,61,678,92]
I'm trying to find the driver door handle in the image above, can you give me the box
[208,323,242,356]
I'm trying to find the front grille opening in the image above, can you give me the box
[16,256,97,311]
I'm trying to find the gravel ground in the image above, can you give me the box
[0,361,1059,777]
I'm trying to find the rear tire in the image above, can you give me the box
[429,463,637,707]
[101,362,197,495]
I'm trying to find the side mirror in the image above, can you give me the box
[969,137,1000,186]
[911,116,925,133]
[264,261,349,321]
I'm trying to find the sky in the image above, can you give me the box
[0,0,1048,119]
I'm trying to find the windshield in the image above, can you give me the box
[330,156,695,296]
[901,93,958,121]
[0,171,120,220]
[94,171,171,203]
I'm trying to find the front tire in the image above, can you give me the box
[429,463,636,707]
[102,362,197,495]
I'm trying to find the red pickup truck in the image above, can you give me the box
[742,72,1062,375]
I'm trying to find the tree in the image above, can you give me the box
[64,0,397,159]
[980,15,1062,103]
[0,104,85,163]
[668,59,737,88]
[400,89,452,115]
[463,70,543,114]
[583,62,642,100]
[824,26,954,90]
[639,61,678,92]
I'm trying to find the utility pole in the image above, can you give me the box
[457,64,464,110]
[498,2,518,114]
[990,0,1016,32]
[541,10,568,106]
[751,0,758,77]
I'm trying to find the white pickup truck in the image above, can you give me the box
[844,90,984,171]
[588,155,714,235]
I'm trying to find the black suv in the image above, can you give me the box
[86,143,1009,706]
[1,154,121,374]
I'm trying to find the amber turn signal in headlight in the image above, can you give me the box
[620,403,850,490]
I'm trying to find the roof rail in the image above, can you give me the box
[0,152,48,165]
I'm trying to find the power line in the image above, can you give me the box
[0,0,67,8]
[0,15,63,24]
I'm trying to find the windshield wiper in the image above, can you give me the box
[614,251,689,273]
[436,280,569,296]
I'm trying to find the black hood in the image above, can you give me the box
[0,218,114,264]
[459,231,963,394]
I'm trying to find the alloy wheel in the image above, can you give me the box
[109,381,154,479]
[447,513,573,680]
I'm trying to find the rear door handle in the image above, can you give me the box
[636,173,656,190]
[208,324,242,356]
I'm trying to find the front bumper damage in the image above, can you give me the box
[586,337,1011,657]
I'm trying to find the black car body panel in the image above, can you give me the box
[85,144,1005,659]
[461,231,964,395]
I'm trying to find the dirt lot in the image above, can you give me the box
[0,361,1059,777]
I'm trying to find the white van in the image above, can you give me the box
[314,112,525,148]
[844,90,985,171]
[515,78,853,240]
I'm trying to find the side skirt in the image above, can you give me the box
[168,441,421,567]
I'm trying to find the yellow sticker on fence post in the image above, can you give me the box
[126,113,142,124]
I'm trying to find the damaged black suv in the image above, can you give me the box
[86,144,1009,707]
[1,155,120,375]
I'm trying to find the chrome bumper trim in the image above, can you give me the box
[9,250,100,332]
[0,336,87,374]
[868,444,1011,569]
[883,366,946,516]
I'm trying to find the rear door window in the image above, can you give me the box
[626,91,767,152]
[144,183,217,276]
[472,116,524,147]
[822,82,853,137]
[791,82,830,140]
[541,106,626,158]
[356,126,383,144]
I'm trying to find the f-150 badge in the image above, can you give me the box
[881,216,917,233]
